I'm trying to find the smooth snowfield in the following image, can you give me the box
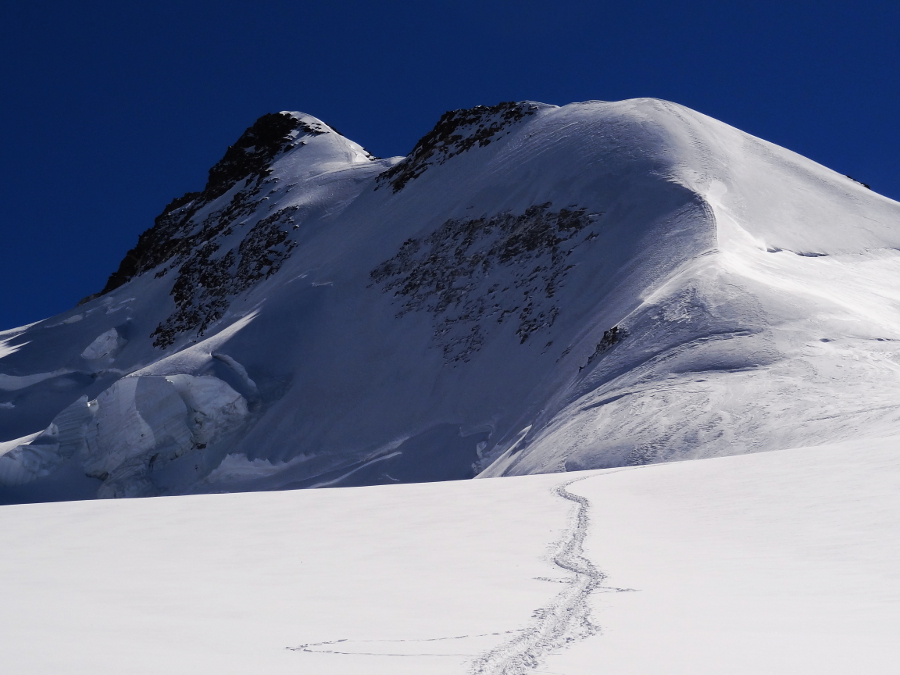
[2,438,898,674]
[546,435,900,674]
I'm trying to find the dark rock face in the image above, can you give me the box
[100,112,304,296]
[98,191,203,296]
[580,326,626,371]
[94,112,323,348]
[370,204,601,362]
[203,113,306,200]
[378,101,541,192]
[93,103,550,351]
[845,175,872,190]
[149,204,299,348]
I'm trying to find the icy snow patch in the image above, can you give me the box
[132,310,259,377]
[0,399,93,486]
[0,374,248,496]
[0,431,42,459]
[163,374,249,447]
[0,369,73,391]
[205,453,311,483]
[0,333,29,360]
[79,374,249,496]
[80,327,125,360]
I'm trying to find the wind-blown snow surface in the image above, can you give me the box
[2,99,900,501]
[2,440,898,674]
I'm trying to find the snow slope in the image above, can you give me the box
[548,436,900,674]
[2,438,898,674]
[2,99,900,501]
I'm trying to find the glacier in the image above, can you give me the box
[2,98,900,502]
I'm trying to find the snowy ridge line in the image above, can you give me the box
[468,475,604,675]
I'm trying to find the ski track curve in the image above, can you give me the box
[469,476,603,675]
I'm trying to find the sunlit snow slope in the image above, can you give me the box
[2,439,898,674]
[1,99,899,502]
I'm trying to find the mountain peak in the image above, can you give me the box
[203,111,304,200]
[97,111,378,299]
[197,110,372,201]
[378,100,553,192]
[4,99,900,503]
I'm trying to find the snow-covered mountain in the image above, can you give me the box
[2,99,899,503]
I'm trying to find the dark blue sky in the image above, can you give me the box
[2,0,898,329]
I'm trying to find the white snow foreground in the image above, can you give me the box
[1,438,898,674]
[2,99,900,501]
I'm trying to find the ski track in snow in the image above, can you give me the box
[468,476,605,675]
[285,475,615,671]
[288,631,522,658]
